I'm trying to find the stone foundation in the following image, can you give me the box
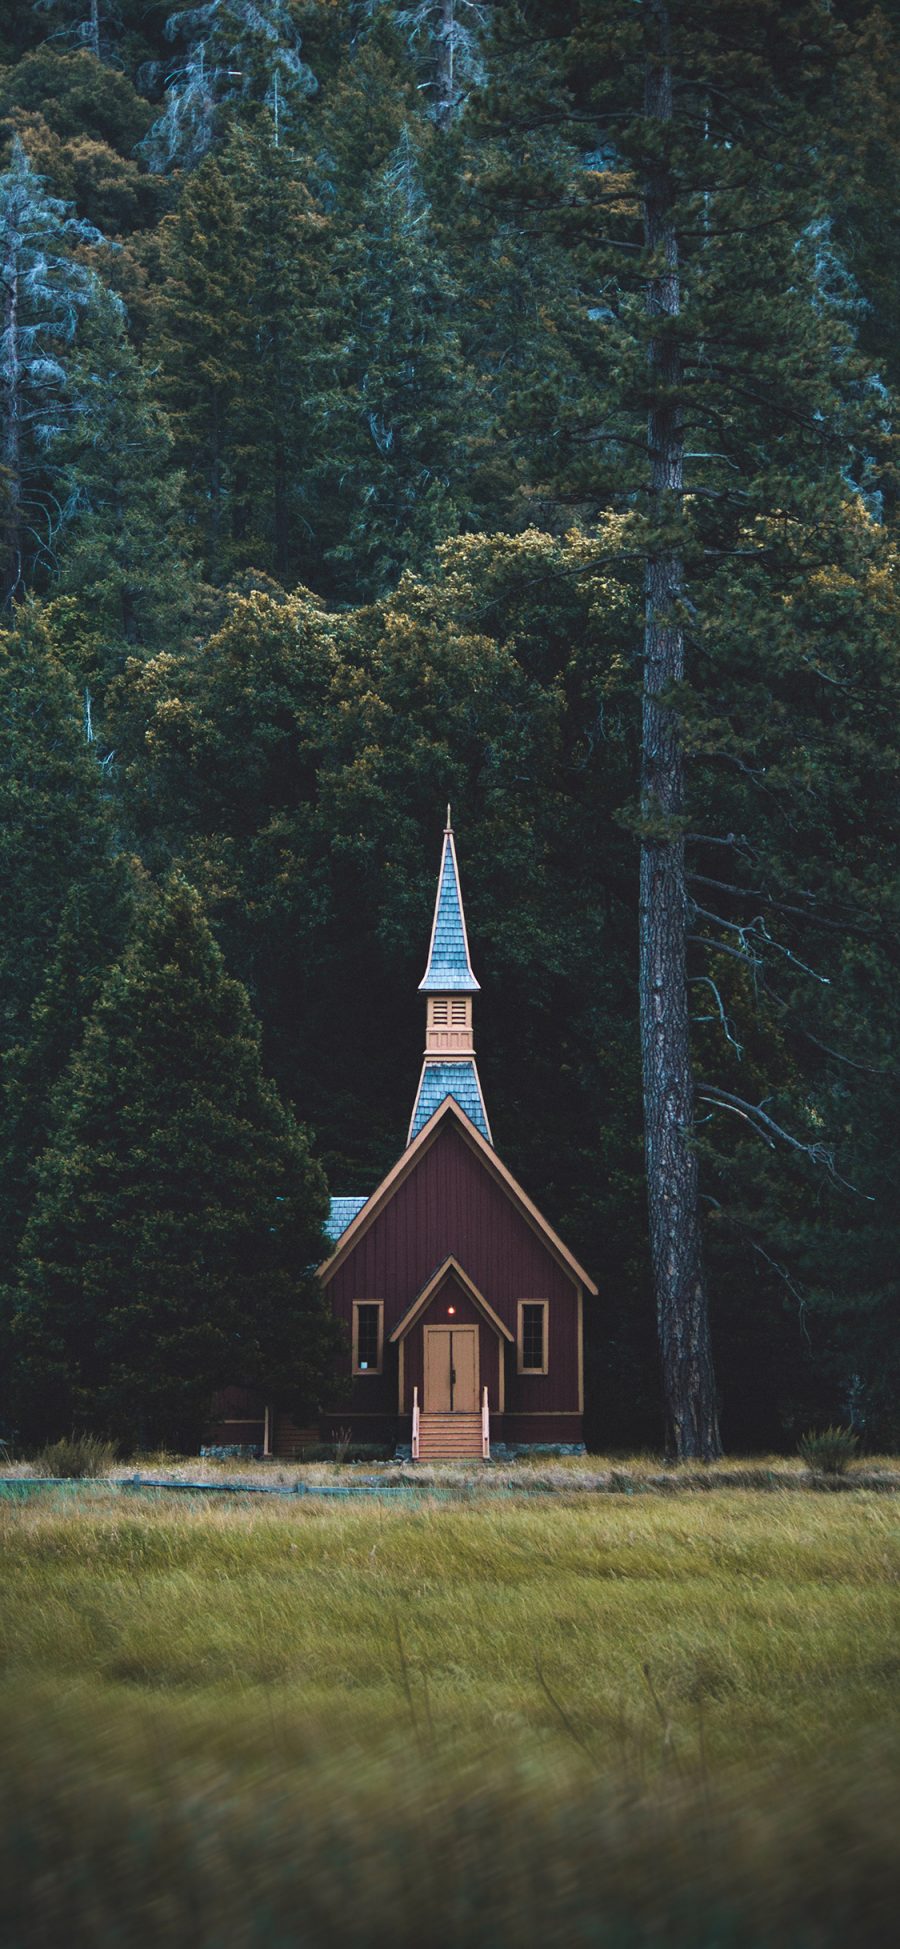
[200,1443,262,1461]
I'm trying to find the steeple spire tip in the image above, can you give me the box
[418,819,479,994]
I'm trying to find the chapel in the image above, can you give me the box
[209,817,597,1460]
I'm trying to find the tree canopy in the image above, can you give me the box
[8,873,338,1448]
[1,0,898,1453]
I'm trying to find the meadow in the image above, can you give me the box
[2,1481,899,1947]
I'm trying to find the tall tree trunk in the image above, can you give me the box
[435,0,457,128]
[639,1,721,1459]
[89,0,101,62]
[273,427,289,579]
[270,316,289,578]
[209,392,223,583]
[1,243,23,607]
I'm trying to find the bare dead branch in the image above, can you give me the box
[689,904,832,982]
[689,934,762,967]
[687,873,879,938]
[690,975,743,1056]
[787,1025,895,1077]
[696,1086,870,1196]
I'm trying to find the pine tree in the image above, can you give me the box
[150,125,340,589]
[222,121,338,586]
[326,126,474,598]
[474,0,896,1455]
[149,151,251,582]
[0,602,123,1331]
[32,0,116,65]
[0,852,135,1289]
[52,283,189,684]
[141,0,317,171]
[684,502,900,1447]
[0,135,109,603]
[0,46,152,158]
[366,1,489,127]
[302,11,413,215]
[0,605,113,1059]
[9,874,340,1448]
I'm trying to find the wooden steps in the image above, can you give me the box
[416,1412,484,1461]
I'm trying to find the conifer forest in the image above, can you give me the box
[2,0,900,1458]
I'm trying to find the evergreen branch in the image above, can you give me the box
[800,662,857,693]
[678,212,795,240]
[686,833,754,850]
[690,372,839,437]
[702,753,798,821]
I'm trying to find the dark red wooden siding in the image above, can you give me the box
[326,1122,582,1419]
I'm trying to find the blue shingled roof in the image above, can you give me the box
[325,1195,369,1243]
[418,832,480,993]
[408,1060,491,1144]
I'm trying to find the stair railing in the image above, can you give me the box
[482,1385,490,1460]
[412,1385,420,1461]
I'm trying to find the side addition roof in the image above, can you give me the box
[408,1058,492,1147]
[418,825,480,994]
[325,1195,369,1244]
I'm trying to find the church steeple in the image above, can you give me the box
[407,815,492,1147]
[418,807,480,997]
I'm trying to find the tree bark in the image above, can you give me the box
[270,309,289,577]
[435,0,457,129]
[639,1,721,1459]
[273,426,289,579]
[1,233,23,608]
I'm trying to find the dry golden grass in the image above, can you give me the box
[4,1447,899,1491]
[2,1487,899,1945]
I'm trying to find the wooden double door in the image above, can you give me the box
[423,1326,479,1413]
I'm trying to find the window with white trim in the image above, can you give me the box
[352,1301,384,1375]
[517,1300,549,1375]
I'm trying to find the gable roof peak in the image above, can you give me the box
[318,1095,598,1296]
[418,820,480,994]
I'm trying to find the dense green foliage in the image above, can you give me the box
[8,874,337,1447]
[1,1,898,1448]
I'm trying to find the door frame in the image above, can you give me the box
[393,1258,513,1416]
[423,1324,480,1413]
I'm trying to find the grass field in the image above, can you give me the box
[2,1482,899,1946]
